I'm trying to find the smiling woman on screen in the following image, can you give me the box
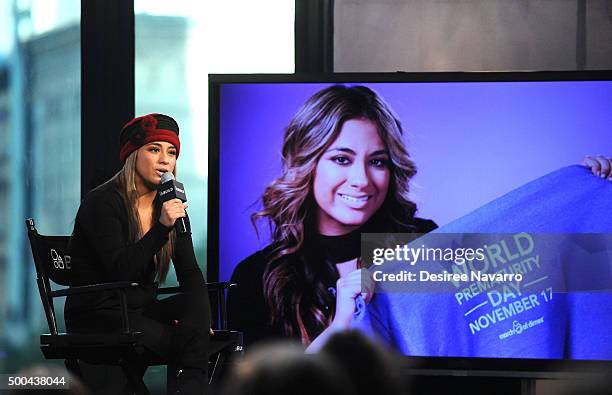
[227,85,437,351]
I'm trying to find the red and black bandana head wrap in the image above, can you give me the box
[119,113,180,163]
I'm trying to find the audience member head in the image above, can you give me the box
[321,330,404,395]
[221,340,354,395]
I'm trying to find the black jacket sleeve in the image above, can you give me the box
[78,190,171,282]
[172,216,206,291]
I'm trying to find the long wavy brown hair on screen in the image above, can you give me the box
[252,85,418,343]
[100,150,176,282]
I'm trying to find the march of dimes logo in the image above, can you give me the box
[499,316,544,340]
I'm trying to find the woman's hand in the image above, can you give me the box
[305,269,374,353]
[583,155,612,180]
[160,198,187,228]
[330,268,375,330]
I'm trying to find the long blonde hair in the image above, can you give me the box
[253,85,418,342]
[107,150,175,282]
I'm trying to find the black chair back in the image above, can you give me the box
[26,218,71,335]
[26,219,72,285]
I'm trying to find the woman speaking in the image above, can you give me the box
[64,113,210,394]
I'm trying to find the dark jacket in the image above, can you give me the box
[228,217,437,346]
[64,180,204,330]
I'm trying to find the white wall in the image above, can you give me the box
[334,0,612,72]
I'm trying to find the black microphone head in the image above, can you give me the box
[160,172,175,184]
[158,172,186,203]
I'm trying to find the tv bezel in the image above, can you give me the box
[207,70,612,378]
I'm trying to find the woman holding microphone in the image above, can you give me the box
[65,113,210,394]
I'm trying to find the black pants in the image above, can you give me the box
[66,286,211,394]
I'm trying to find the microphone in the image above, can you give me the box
[158,172,188,234]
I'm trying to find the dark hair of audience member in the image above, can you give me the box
[321,330,404,395]
[221,340,355,395]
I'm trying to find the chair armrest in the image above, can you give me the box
[208,282,237,291]
[49,282,139,297]
[156,286,181,295]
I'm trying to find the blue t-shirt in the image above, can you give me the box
[353,166,612,360]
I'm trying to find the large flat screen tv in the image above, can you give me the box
[208,71,612,377]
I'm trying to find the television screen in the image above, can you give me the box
[208,72,612,374]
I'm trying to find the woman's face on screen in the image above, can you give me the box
[135,141,177,190]
[313,118,390,235]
